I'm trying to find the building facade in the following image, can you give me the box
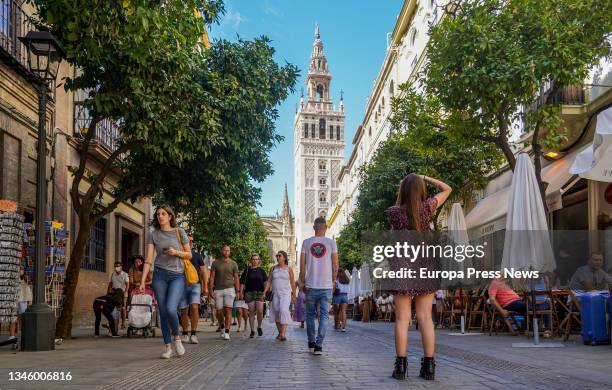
[327,0,447,238]
[294,25,345,256]
[0,1,151,325]
[260,184,296,267]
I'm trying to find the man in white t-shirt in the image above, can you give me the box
[299,217,338,356]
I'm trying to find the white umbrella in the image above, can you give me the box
[570,106,612,182]
[445,203,474,289]
[347,267,360,301]
[359,262,373,297]
[501,153,556,273]
[501,153,557,347]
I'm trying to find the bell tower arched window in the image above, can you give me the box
[316,84,324,100]
[303,123,308,138]
[311,124,316,138]
[319,118,326,139]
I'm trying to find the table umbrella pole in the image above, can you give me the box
[531,273,540,345]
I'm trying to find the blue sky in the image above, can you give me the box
[209,0,401,216]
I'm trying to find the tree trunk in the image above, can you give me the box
[55,211,91,339]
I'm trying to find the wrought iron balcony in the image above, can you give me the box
[528,81,585,113]
[73,102,120,157]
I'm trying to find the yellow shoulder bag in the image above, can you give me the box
[175,228,199,285]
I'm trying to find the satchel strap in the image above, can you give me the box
[175,228,187,259]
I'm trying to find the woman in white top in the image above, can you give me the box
[332,267,351,332]
[263,251,296,341]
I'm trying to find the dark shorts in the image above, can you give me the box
[244,291,264,303]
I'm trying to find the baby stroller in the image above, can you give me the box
[127,287,156,338]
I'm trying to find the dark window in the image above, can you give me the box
[319,119,326,139]
[336,126,341,140]
[82,218,107,272]
[329,125,334,139]
[304,123,308,138]
[311,124,316,138]
[316,85,324,100]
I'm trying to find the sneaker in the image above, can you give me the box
[190,334,198,344]
[341,328,346,333]
[173,339,185,356]
[250,331,255,338]
[220,331,226,339]
[308,341,316,353]
[181,334,190,343]
[216,326,223,332]
[313,345,323,355]
[257,327,263,336]
[223,332,230,340]
[110,334,121,338]
[161,346,173,359]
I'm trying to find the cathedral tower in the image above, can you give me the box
[294,24,345,254]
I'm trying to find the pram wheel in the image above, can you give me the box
[127,327,132,338]
[151,328,156,337]
[143,329,149,338]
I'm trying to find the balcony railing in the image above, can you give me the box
[74,102,120,153]
[528,81,585,113]
[0,0,33,70]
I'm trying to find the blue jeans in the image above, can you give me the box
[306,288,332,347]
[152,268,185,344]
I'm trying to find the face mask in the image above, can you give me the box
[115,267,121,272]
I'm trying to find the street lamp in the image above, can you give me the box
[18,30,65,351]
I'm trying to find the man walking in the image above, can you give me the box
[180,235,208,344]
[209,244,240,340]
[108,261,129,330]
[299,217,338,355]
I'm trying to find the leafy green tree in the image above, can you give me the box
[425,0,612,206]
[33,0,297,337]
[337,88,500,269]
[186,201,271,271]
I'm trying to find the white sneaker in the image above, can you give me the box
[341,328,347,332]
[181,334,190,343]
[190,334,198,344]
[220,331,226,339]
[160,346,173,359]
[223,332,230,340]
[173,339,185,356]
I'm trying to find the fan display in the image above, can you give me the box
[0,211,23,324]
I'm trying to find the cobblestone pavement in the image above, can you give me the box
[1,318,611,389]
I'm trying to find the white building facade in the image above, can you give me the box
[327,0,447,239]
[294,26,346,253]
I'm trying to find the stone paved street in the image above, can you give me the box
[1,318,611,390]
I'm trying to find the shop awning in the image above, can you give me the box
[466,150,582,235]
[570,106,612,182]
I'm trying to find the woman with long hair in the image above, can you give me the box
[140,206,191,359]
[332,267,350,332]
[386,174,451,381]
[239,254,268,338]
[263,251,296,341]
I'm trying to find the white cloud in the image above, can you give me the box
[222,8,246,29]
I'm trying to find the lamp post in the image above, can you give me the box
[18,30,65,351]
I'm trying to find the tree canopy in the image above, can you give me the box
[424,0,612,201]
[32,0,297,337]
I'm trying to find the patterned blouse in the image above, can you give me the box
[386,198,438,231]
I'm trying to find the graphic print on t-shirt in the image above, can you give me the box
[310,242,327,259]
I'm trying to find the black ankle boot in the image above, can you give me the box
[392,356,407,380]
[419,357,435,380]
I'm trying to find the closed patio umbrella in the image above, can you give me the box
[347,267,360,301]
[445,203,474,289]
[359,262,373,297]
[501,153,558,347]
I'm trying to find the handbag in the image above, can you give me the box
[175,228,199,285]
[264,266,274,301]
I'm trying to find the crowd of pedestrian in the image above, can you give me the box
[84,173,451,381]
